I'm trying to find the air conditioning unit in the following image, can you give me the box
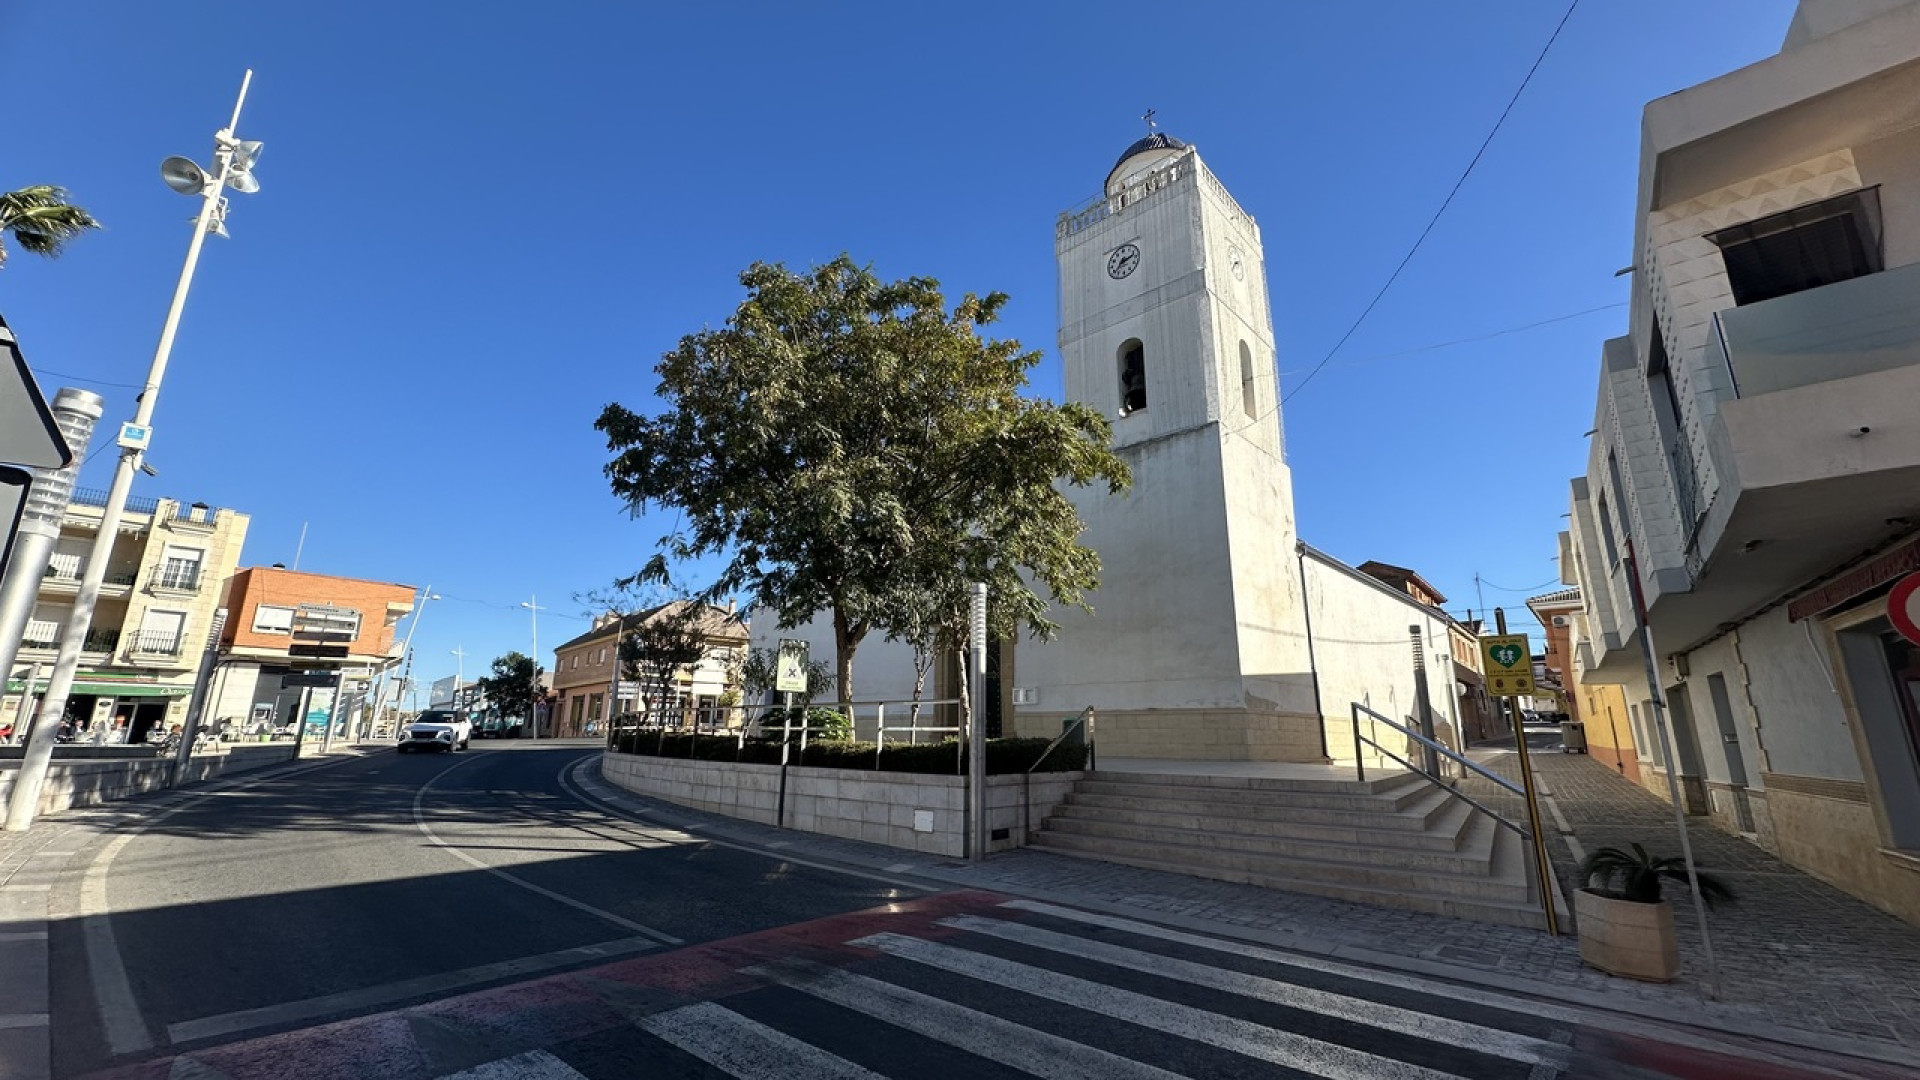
[1669,653,1690,680]
[1012,687,1038,705]
[1551,615,1569,627]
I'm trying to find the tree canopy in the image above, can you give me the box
[597,255,1130,704]
[476,651,541,722]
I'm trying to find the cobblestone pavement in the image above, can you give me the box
[567,757,1920,1065]
[1462,735,1920,1048]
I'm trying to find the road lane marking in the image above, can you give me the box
[851,932,1465,1080]
[750,958,1185,1080]
[81,832,151,1055]
[0,1013,48,1029]
[439,1049,590,1079]
[936,913,1570,1070]
[636,1000,887,1080]
[412,753,682,945]
[166,934,664,1046]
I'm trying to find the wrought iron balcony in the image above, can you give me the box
[129,631,184,657]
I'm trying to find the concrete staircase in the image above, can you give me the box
[1031,769,1548,929]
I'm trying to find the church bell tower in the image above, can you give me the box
[1012,130,1323,762]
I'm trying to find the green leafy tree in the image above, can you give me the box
[476,651,541,723]
[597,255,1129,704]
[619,607,710,726]
[0,186,101,270]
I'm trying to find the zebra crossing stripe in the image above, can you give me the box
[437,1049,591,1079]
[636,1000,888,1080]
[850,933,1467,1080]
[1000,900,1586,1030]
[749,958,1188,1080]
[937,914,1571,1071]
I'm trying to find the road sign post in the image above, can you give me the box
[1492,610,1557,936]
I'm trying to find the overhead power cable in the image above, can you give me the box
[1277,0,1582,407]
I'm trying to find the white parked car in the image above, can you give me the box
[397,709,472,753]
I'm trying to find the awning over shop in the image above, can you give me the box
[4,678,187,697]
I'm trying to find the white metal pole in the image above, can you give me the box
[968,582,988,861]
[6,71,253,833]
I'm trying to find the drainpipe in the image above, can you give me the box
[1297,544,1327,759]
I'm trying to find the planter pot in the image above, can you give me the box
[1574,887,1680,982]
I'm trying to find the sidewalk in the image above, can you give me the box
[570,755,1920,1071]
[1460,738,1920,1047]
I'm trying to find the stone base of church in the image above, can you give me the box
[1011,707,1327,763]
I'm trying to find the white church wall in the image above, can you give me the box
[1302,550,1460,768]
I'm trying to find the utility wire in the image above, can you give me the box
[31,367,145,390]
[1278,0,1581,407]
[1478,574,1564,593]
[1278,301,1623,377]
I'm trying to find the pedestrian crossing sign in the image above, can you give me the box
[1480,633,1534,696]
[776,638,810,693]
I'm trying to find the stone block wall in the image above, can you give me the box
[599,752,1082,857]
[0,743,298,818]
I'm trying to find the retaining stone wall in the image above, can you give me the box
[0,744,299,818]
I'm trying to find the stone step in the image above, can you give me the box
[1044,795,1482,853]
[1089,769,1427,797]
[1028,827,1547,930]
[1027,821,1531,903]
[1040,808,1498,873]
[1071,776,1437,813]
[1063,783,1459,830]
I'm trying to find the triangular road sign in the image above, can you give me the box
[0,314,74,469]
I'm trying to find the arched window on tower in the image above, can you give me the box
[1239,341,1257,419]
[1118,338,1147,414]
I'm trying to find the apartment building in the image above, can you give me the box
[552,601,747,737]
[208,566,415,737]
[2,490,247,743]
[1567,0,1920,923]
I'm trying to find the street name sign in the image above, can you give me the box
[776,638,810,693]
[1481,633,1535,695]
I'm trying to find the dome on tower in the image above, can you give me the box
[1105,131,1189,193]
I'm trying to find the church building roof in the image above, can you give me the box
[1107,132,1188,186]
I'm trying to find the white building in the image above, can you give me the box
[755,132,1465,765]
[1567,0,1920,925]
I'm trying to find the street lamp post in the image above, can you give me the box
[5,71,262,833]
[520,596,542,739]
[368,586,438,742]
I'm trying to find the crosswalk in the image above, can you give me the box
[432,898,1577,1080]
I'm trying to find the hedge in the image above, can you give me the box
[608,732,1086,775]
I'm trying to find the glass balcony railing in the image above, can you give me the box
[1711,260,1920,398]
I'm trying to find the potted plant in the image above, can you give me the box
[1574,843,1734,982]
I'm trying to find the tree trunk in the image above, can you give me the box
[831,608,861,706]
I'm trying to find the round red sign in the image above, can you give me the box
[1890,572,1920,646]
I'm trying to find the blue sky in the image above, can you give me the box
[2,1,1798,691]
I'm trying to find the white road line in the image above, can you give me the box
[433,1049,590,1080]
[0,932,48,943]
[0,1014,48,1030]
[558,760,928,894]
[936,914,1569,1071]
[1000,899,1586,1023]
[852,933,1463,1080]
[636,1000,887,1080]
[750,959,1186,1080]
[413,754,682,945]
[167,934,663,1045]
[81,832,150,1055]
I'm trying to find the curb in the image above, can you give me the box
[569,755,1920,1075]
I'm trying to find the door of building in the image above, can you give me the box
[1704,673,1755,832]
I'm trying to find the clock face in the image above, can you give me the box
[1107,243,1141,280]
[1229,247,1245,281]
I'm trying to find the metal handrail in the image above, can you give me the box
[1025,707,1096,841]
[1358,735,1528,842]
[1352,701,1522,797]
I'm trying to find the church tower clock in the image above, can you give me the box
[1014,129,1323,761]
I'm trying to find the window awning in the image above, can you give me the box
[4,678,186,697]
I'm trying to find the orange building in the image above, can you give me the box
[208,567,416,738]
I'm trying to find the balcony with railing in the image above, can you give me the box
[68,488,162,516]
[1658,261,1920,649]
[161,501,221,532]
[149,563,203,594]
[127,630,185,658]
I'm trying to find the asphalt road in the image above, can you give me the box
[47,742,910,1077]
[42,742,1900,1080]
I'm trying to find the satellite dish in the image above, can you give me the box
[160,156,209,195]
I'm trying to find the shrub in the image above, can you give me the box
[609,729,1085,775]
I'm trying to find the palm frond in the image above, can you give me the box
[0,185,103,265]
